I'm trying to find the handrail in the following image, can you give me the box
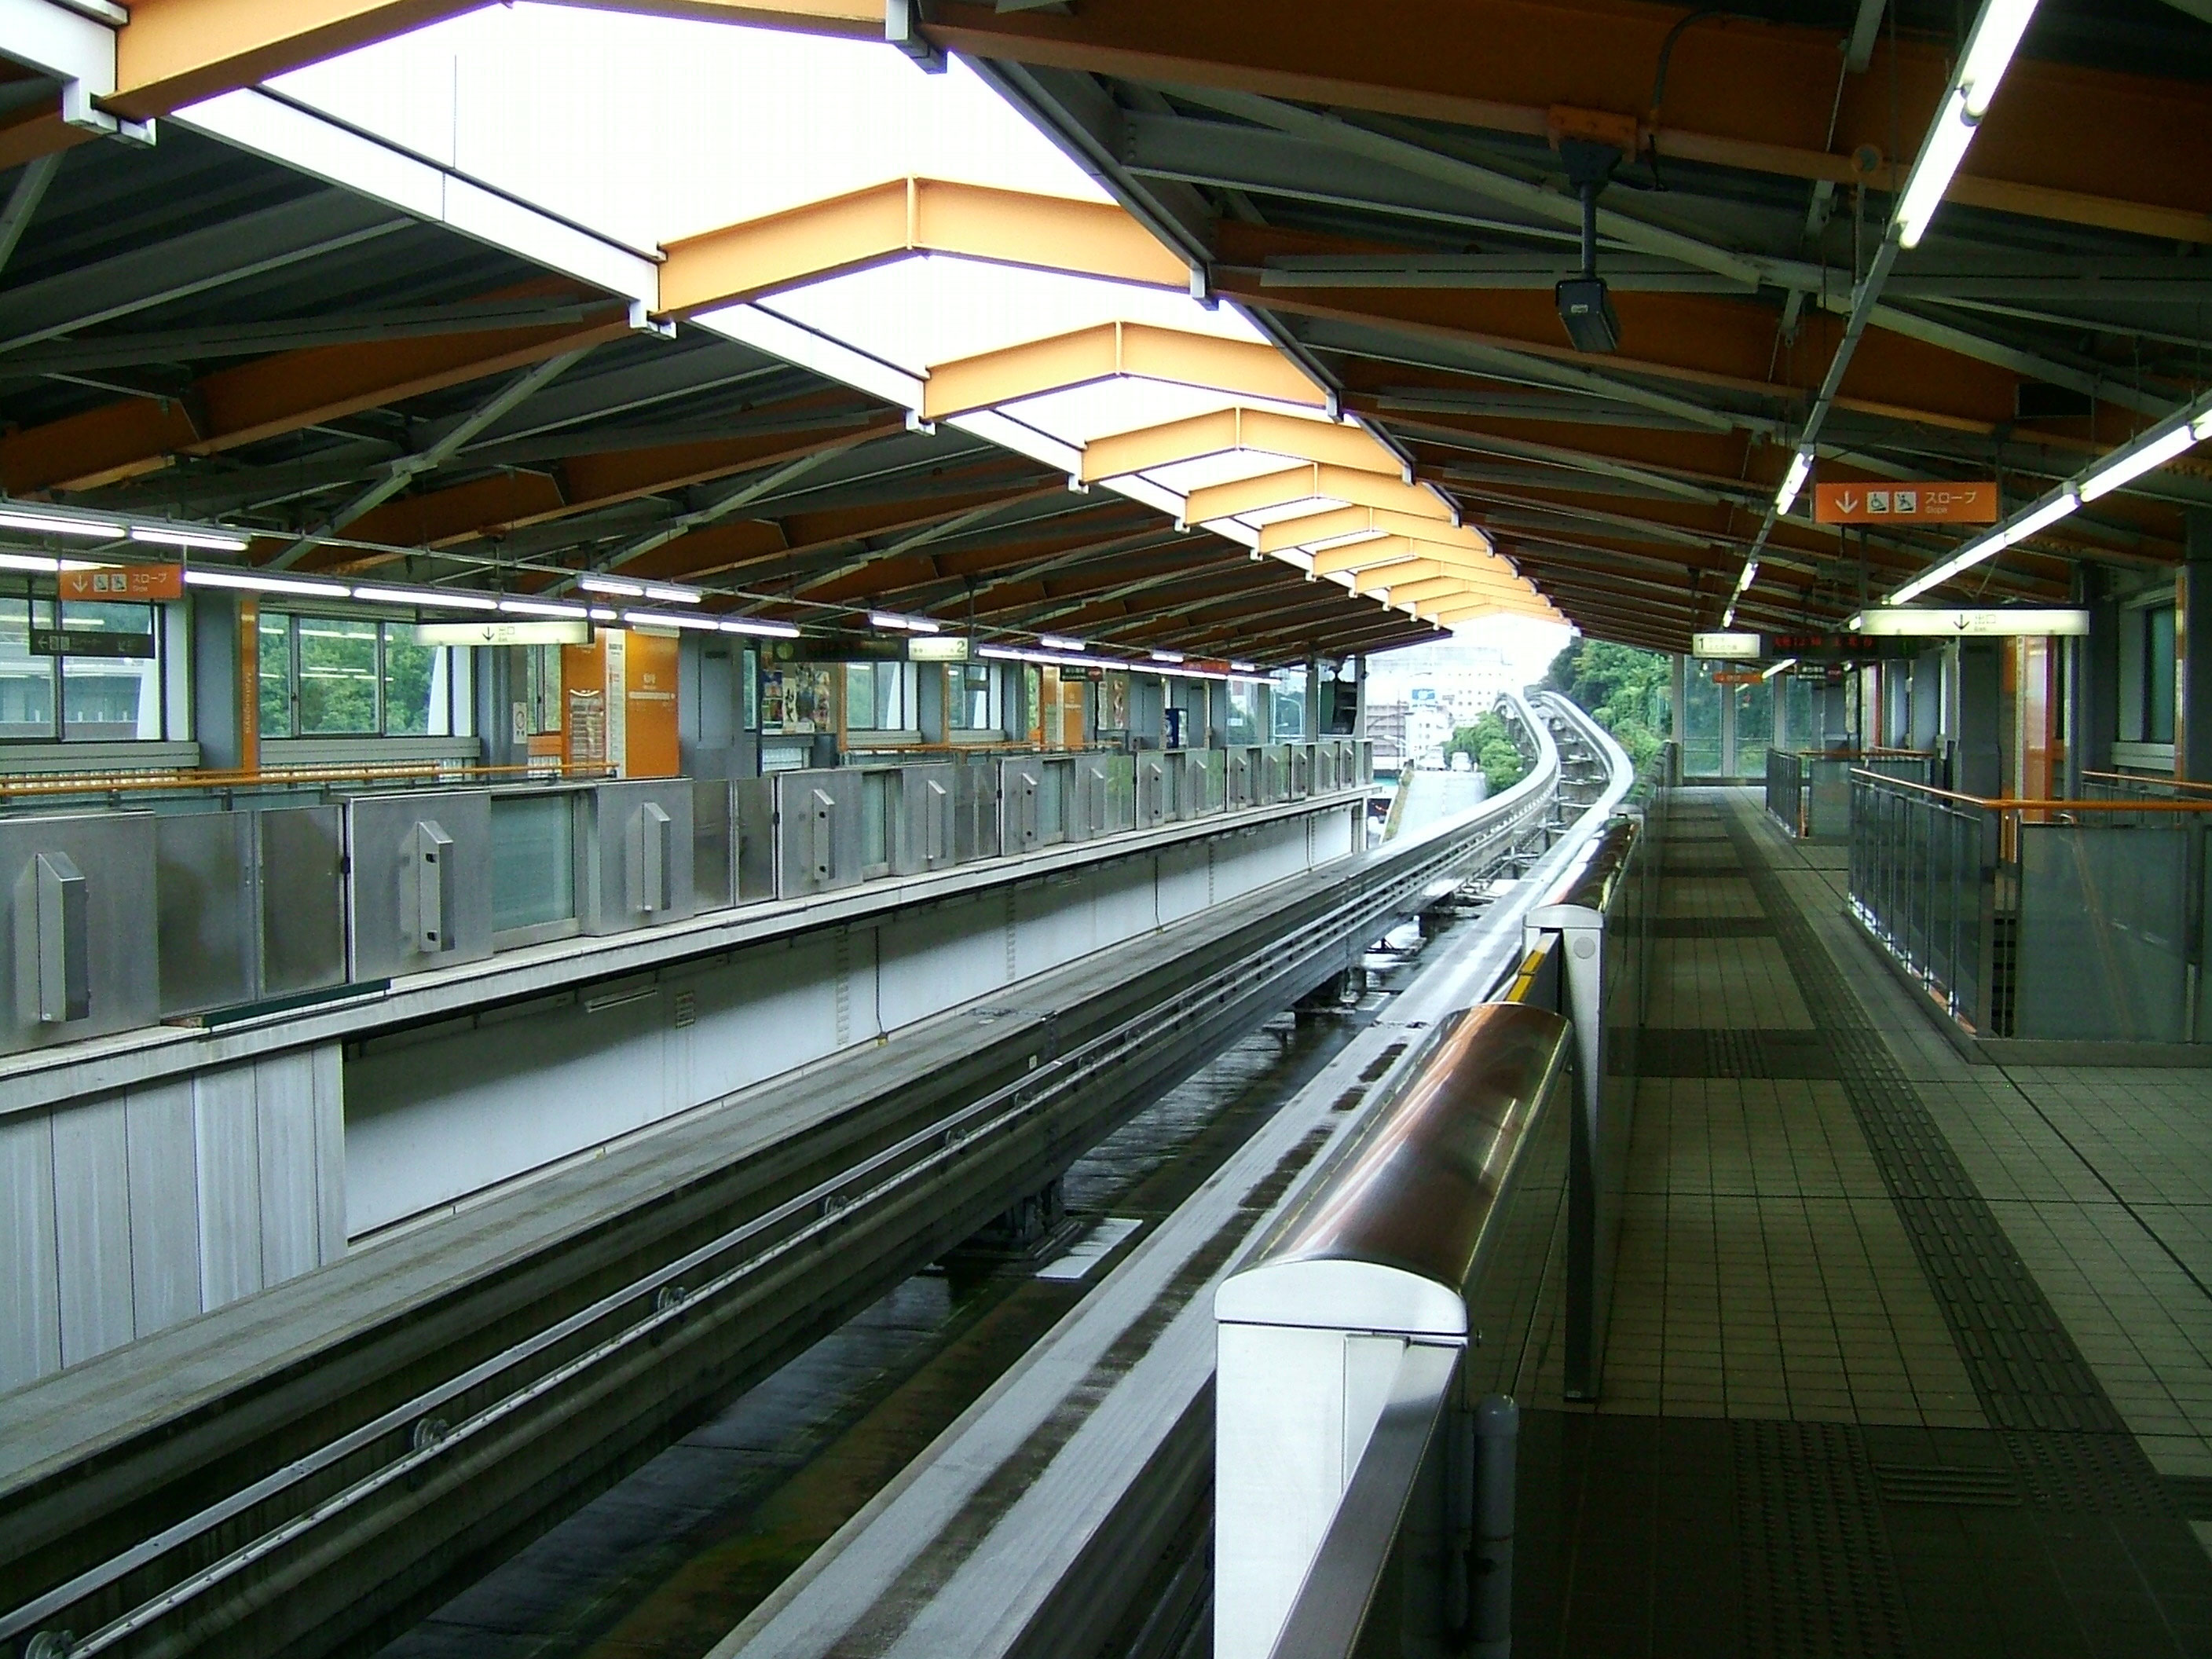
[0,759,612,800]
[1851,769,2212,813]
[2080,769,2212,797]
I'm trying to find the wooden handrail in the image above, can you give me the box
[0,759,610,800]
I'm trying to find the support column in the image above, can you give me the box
[191,592,247,771]
[1954,640,2004,799]
[2179,510,2212,782]
[2075,563,2119,793]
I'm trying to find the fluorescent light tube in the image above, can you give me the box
[578,574,646,598]
[2079,423,2202,502]
[498,597,588,618]
[1229,660,1257,672]
[588,607,618,622]
[1150,649,1185,664]
[640,583,703,605]
[869,611,940,633]
[183,568,348,598]
[0,552,61,573]
[1039,634,1086,651]
[130,525,251,552]
[717,617,801,638]
[1761,657,1797,680]
[351,584,499,611]
[1774,452,1814,515]
[621,609,720,632]
[1958,0,2041,117]
[0,509,123,539]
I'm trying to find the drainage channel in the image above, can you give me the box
[371,924,1455,1659]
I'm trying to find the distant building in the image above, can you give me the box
[1368,699,1408,767]
[1366,642,1516,731]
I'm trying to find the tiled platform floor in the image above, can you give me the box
[1518,789,2212,1658]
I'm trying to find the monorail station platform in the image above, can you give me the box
[8,2,2212,1657]
[1516,789,2212,1659]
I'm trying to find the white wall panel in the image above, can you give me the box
[876,895,1013,1031]
[125,1081,202,1337]
[255,1050,325,1287]
[193,1065,265,1309]
[50,1094,132,1367]
[0,1111,59,1393]
[1155,842,1213,926]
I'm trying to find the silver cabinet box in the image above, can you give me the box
[1000,756,1042,855]
[1066,756,1110,842]
[346,790,494,980]
[734,777,777,900]
[774,767,864,895]
[897,763,958,875]
[584,779,696,936]
[0,811,159,1056]
[1137,755,1169,827]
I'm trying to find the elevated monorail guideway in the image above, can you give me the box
[711,694,1635,1659]
[0,698,1577,1659]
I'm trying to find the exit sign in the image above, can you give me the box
[1814,482,1998,525]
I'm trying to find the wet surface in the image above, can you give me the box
[371,972,1428,1659]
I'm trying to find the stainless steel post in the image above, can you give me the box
[1471,1393,1517,1659]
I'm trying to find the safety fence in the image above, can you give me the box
[1849,769,2212,1045]
[1765,748,1936,839]
[0,738,1370,1060]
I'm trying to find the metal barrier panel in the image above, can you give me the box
[1190,747,1226,815]
[774,768,863,895]
[954,758,1001,862]
[2015,822,2192,1042]
[734,777,776,899]
[258,806,346,999]
[0,814,159,1055]
[583,779,695,935]
[1038,756,1071,844]
[1228,746,1254,808]
[692,780,734,910]
[1290,743,1313,800]
[896,763,958,873]
[346,790,494,980]
[155,811,257,1016]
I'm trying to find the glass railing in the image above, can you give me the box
[1849,770,2212,1043]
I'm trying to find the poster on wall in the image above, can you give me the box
[761,665,834,734]
[566,688,606,768]
[1101,670,1130,734]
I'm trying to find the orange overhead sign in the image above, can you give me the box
[1813,482,1998,525]
[58,562,183,601]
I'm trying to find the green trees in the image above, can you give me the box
[1445,709,1527,791]
[1544,639,1671,767]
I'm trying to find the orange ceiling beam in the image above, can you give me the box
[101,0,884,121]
[0,299,632,496]
[1182,460,1452,526]
[1303,533,1514,580]
[921,320,1325,422]
[1079,405,1401,484]
[917,0,2212,244]
[657,178,1188,317]
[1256,503,1492,558]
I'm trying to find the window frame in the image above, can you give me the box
[258,610,471,741]
[0,579,172,744]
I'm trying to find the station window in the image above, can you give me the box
[1269,668,1308,739]
[2118,601,2177,747]
[948,662,1002,732]
[843,661,917,733]
[0,585,173,742]
[257,612,472,739]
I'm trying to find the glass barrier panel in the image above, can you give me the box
[2015,823,2192,1042]
[491,792,577,934]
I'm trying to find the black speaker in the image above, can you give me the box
[1555,276,1621,353]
